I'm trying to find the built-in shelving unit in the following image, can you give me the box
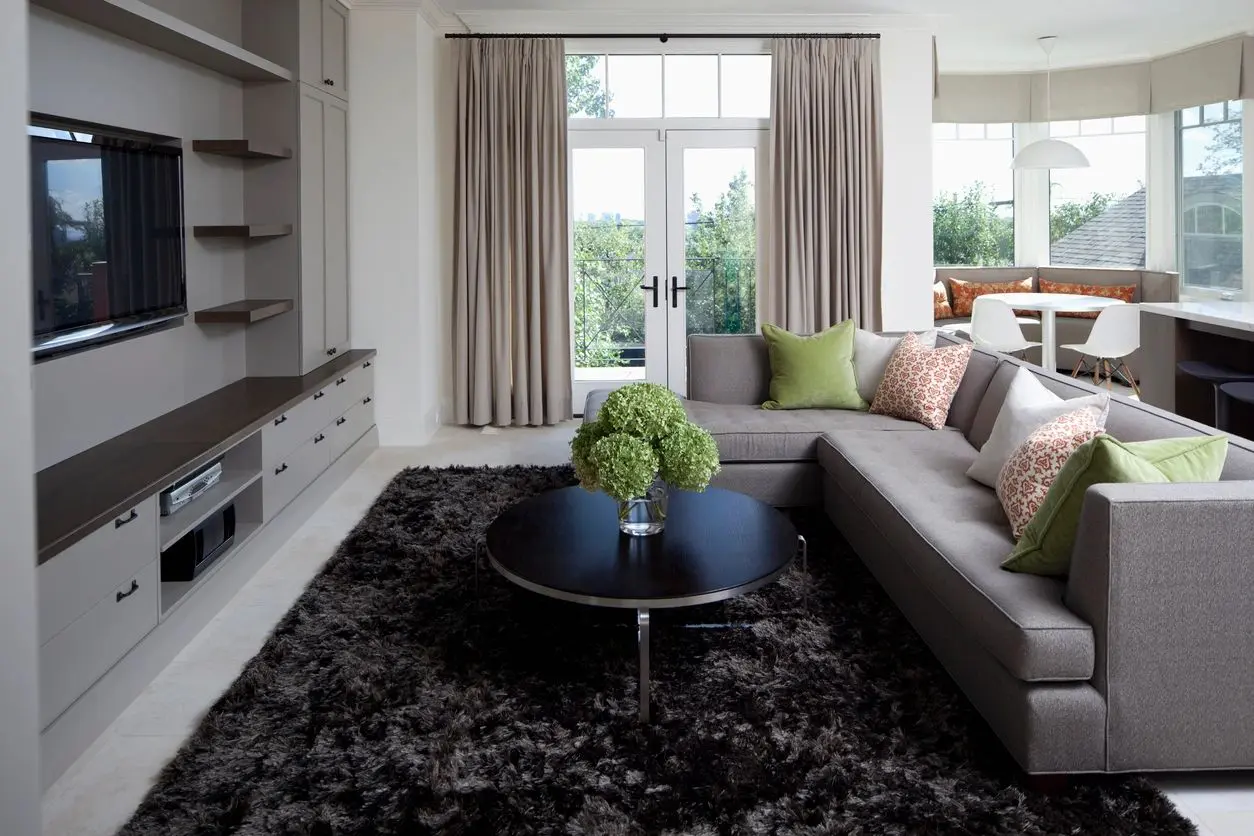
[160,520,263,616]
[192,140,293,160]
[195,299,294,325]
[158,470,262,550]
[193,224,293,240]
[31,0,292,82]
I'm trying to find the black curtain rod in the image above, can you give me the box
[444,32,879,41]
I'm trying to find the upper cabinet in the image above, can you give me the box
[300,0,349,101]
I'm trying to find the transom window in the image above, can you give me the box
[566,54,771,119]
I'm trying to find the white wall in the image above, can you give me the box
[30,9,248,469]
[879,30,936,331]
[0,0,42,832]
[348,9,447,445]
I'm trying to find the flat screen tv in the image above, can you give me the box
[30,118,186,359]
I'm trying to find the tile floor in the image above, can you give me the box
[41,424,1254,836]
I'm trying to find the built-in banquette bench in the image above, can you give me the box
[934,266,1178,372]
[35,349,378,788]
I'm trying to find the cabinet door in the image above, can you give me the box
[321,0,349,100]
[322,96,350,356]
[299,88,328,374]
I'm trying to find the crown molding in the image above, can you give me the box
[452,11,939,35]
[351,0,467,33]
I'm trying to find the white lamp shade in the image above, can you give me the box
[1011,138,1090,170]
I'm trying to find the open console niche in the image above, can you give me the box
[35,349,377,787]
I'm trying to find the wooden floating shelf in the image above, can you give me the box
[194,299,294,325]
[192,140,292,160]
[31,0,292,83]
[193,224,292,240]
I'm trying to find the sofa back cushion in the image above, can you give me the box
[970,352,1254,481]
[688,334,771,405]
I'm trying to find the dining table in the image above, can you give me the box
[985,292,1127,372]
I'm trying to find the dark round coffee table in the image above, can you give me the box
[485,486,801,722]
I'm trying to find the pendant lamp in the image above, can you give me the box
[1012,36,1089,170]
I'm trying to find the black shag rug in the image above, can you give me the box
[120,466,1195,835]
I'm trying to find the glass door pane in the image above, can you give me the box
[569,132,666,409]
[665,132,765,396]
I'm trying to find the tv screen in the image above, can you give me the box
[30,121,186,357]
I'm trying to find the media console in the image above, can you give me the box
[35,349,378,788]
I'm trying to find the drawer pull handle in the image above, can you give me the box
[327,347,337,356]
[274,414,288,426]
[364,361,372,368]
[336,377,347,386]
[363,396,373,404]
[314,433,326,444]
[314,391,326,400]
[275,463,288,475]
[114,509,138,528]
[336,416,347,426]
[116,580,139,602]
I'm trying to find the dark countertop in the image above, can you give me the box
[36,349,376,565]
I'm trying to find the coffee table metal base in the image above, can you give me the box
[638,609,651,722]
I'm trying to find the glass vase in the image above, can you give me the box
[617,477,669,536]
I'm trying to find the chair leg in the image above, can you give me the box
[1092,358,1102,387]
[1071,355,1087,378]
[1118,361,1142,398]
[1103,359,1115,391]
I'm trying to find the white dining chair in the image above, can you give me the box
[1061,302,1141,396]
[969,297,1041,357]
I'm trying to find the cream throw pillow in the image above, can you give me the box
[967,367,1110,488]
[852,329,938,404]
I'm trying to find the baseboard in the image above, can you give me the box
[39,427,380,790]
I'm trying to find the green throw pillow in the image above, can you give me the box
[761,321,867,411]
[1003,434,1228,576]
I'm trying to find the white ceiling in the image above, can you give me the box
[432,0,1254,72]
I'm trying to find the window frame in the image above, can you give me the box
[1175,100,1245,299]
[931,121,1018,268]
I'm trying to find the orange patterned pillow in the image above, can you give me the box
[933,281,954,320]
[869,332,973,429]
[1038,278,1136,319]
[995,408,1103,539]
[948,277,1033,318]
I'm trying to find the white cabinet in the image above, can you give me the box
[299,86,350,373]
[299,0,349,101]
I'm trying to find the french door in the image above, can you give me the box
[570,129,766,403]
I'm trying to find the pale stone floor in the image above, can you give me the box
[42,424,1254,836]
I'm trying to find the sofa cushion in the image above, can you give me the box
[996,409,1104,539]
[684,400,928,463]
[853,328,937,403]
[818,430,1096,682]
[949,277,1033,317]
[933,281,954,320]
[761,321,865,411]
[1038,277,1137,320]
[870,334,972,429]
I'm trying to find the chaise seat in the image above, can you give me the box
[818,429,1096,683]
[682,400,928,463]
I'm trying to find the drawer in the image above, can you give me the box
[40,559,158,729]
[327,360,374,419]
[263,432,332,521]
[38,496,158,646]
[263,386,334,467]
[328,394,375,463]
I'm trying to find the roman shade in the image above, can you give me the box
[935,34,1254,123]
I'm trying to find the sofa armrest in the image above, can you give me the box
[1065,481,1254,770]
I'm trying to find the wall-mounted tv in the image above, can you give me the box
[30,117,187,359]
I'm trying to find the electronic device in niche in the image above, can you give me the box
[161,504,235,583]
[160,458,223,516]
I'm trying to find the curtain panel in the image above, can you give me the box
[453,37,572,427]
[764,37,883,333]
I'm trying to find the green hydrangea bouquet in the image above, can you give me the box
[571,383,720,535]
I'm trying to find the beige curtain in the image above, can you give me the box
[453,38,572,427]
[764,37,883,332]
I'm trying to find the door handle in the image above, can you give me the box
[639,275,660,309]
[671,276,687,309]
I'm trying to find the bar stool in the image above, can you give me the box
[1177,361,1254,431]
[1219,382,1254,435]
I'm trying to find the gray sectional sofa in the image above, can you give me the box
[587,332,1254,775]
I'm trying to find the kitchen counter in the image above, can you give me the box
[1140,300,1254,332]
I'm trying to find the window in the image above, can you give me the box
[1178,100,1243,292]
[1048,117,1147,267]
[566,54,770,119]
[932,123,1014,266]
